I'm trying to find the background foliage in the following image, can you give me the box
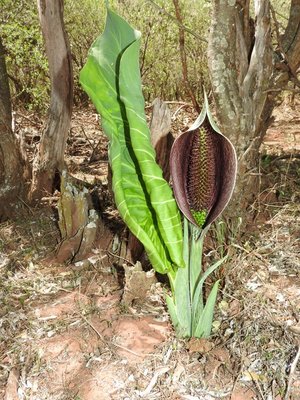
[0,0,210,112]
[0,0,292,112]
[1,0,49,110]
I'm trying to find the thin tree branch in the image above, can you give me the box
[145,0,207,43]
[270,3,300,88]
[140,23,152,76]
[243,0,272,122]
[282,0,300,55]
[172,0,200,112]
[237,0,252,55]
[274,9,289,21]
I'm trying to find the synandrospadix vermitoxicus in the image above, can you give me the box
[170,93,237,229]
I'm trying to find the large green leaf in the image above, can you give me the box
[79,8,184,274]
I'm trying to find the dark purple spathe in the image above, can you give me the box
[170,92,237,228]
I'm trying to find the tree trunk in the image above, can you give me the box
[0,36,26,220]
[30,0,73,201]
[207,0,300,221]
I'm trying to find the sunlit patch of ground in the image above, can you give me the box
[262,97,300,155]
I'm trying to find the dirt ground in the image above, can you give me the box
[0,98,300,400]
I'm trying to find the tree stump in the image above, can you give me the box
[55,171,107,263]
[150,98,174,182]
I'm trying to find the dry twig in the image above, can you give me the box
[80,314,145,358]
[284,344,300,400]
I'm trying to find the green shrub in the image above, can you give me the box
[0,0,49,111]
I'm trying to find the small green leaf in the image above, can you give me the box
[165,295,179,329]
[192,255,227,330]
[194,280,220,338]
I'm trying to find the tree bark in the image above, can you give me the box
[0,36,26,220]
[30,0,73,201]
[207,0,300,221]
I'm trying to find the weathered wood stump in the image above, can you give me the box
[150,98,174,182]
[56,171,105,263]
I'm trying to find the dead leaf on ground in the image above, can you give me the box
[187,338,214,354]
